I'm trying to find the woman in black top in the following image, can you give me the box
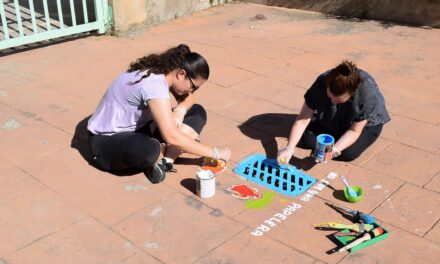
[277,60,390,163]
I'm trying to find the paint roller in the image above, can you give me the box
[325,202,375,224]
[337,227,384,253]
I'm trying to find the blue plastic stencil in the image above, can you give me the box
[233,154,317,197]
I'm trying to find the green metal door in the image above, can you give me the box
[0,0,109,50]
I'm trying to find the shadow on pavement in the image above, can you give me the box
[181,178,197,195]
[332,189,348,202]
[70,115,94,164]
[239,113,317,171]
[175,157,204,166]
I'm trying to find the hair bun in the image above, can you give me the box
[177,44,191,54]
[339,60,357,76]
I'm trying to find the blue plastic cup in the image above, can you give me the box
[314,134,335,163]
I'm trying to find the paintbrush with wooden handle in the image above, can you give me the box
[337,227,384,253]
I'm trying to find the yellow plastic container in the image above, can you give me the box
[344,186,364,203]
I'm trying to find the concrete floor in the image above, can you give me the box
[1,2,440,263]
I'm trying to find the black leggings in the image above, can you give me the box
[298,121,383,161]
[88,104,207,171]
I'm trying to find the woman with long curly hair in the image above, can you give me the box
[88,44,231,183]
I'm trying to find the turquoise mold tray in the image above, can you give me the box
[233,154,316,197]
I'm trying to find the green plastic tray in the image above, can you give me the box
[334,223,389,253]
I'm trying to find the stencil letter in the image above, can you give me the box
[251,230,264,236]
[257,224,270,232]
[274,213,287,220]
[264,220,277,227]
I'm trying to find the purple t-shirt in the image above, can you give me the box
[88,71,170,135]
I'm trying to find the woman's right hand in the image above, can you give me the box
[212,146,231,162]
[277,146,295,164]
[172,107,186,127]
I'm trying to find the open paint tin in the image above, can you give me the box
[196,169,215,198]
[314,134,335,163]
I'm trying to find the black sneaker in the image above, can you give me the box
[145,158,176,184]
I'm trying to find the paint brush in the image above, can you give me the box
[325,202,376,224]
[337,227,384,253]
[313,222,374,233]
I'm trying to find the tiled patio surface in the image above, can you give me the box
[1,2,440,263]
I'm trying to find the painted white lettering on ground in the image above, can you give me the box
[251,202,302,236]
[251,172,337,236]
[299,179,330,202]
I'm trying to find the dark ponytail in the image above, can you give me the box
[128,44,209,84]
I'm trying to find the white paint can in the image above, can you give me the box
[196,169,215,198]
